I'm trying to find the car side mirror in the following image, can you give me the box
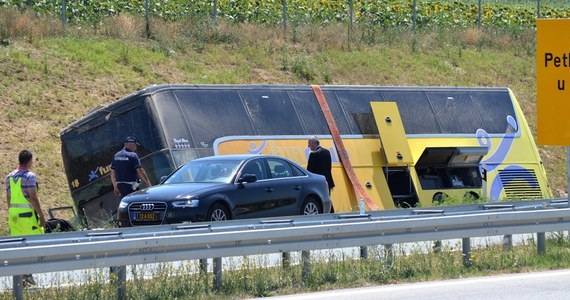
[238,174,257,184]
[160,175,168,184]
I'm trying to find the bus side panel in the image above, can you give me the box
[508,89,552,199]
[407,133,550,204]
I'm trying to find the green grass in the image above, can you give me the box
[5,235,570,299]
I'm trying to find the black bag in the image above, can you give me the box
[44,218,75,233]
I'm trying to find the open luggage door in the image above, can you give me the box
[371,102,418,207]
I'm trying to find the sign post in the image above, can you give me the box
[536,19,570,208]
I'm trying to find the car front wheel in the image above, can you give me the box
[206,203,230,221]
[300,197,322,215]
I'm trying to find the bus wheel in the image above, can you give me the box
[464,191,480,201]
[432,192,447,204]
[301,197,322,215]
[207,203,230,221]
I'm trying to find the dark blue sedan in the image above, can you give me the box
[117,154,332,226]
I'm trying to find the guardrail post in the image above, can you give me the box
[360,246,368,259]
[213,257,222,291]
[348,0,353,41]
[478,0,482,29]
[537,232,546,254]
[145,0,150,38]
[282,252,291,268]
[433,240,442,254]
[110,265,127,300]
[12,275,23,300]
[503,234,513,250]
[384,244,393,268]
[301,250,310,279]
[412,0,417,32]
[462,238,472,267]
[282,0,287,31]
[200,258,208,274]
[61,0,67,26]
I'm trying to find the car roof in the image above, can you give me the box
[193,154,290,162]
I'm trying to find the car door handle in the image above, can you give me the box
[265,188,273,193]
[293,185,300,190]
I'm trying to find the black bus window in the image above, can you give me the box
[289,90,330,135]
[172,89,255,149]
[470,91,517,134]
[153,90,194,149]
[383,91,440,134]
[427,92,484,134]
[140,150,174,185]
[240,90,305,135]
[331,89,385,135]
[171,149,200,167]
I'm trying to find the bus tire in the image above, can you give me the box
[465,191,480,201]
[206,203,230,221]
[300,196,322,215]
[432,192,447,204]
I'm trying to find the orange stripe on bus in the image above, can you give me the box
[311,85,379,211]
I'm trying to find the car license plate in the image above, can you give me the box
[132,212,159,221]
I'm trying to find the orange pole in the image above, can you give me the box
[311,85,379,211]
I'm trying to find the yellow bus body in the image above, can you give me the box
[215,90,551,211]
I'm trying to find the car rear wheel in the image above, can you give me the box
[300,197,322,215]
[207,203,230,221]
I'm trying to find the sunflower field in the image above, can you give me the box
[0,0,569,28]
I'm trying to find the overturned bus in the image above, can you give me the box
[60,84,552,224]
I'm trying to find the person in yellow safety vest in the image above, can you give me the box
[5,149,46,287]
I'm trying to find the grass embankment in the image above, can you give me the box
[0,9,566,235]
[4,236,570,299]
[0,5,568,299]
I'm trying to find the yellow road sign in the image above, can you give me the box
[537,19,570,146]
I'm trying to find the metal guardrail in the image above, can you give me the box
[1,199,568,298]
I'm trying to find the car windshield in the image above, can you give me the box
[164,159,241,184]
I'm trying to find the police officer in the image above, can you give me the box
[110,136,152,199]
[6,149,46,286]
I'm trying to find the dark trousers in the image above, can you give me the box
[117,183,136,199]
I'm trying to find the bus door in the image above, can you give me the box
[370,102,419,208]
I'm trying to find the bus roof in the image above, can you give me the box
[60,84,512,137]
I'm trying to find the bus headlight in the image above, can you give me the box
[172,199,200,208]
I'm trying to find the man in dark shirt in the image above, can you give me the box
[307,136,335,194]
[110,136,152,199]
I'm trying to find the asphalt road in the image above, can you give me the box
[261,269,570,300]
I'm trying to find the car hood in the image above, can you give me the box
[121,183,225,202]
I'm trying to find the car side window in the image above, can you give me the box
[267,158,293,179]
[290,164,307,177]
[241,159,268,180]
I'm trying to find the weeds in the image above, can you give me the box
[291,56,315,81]
[4,235,570,299]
